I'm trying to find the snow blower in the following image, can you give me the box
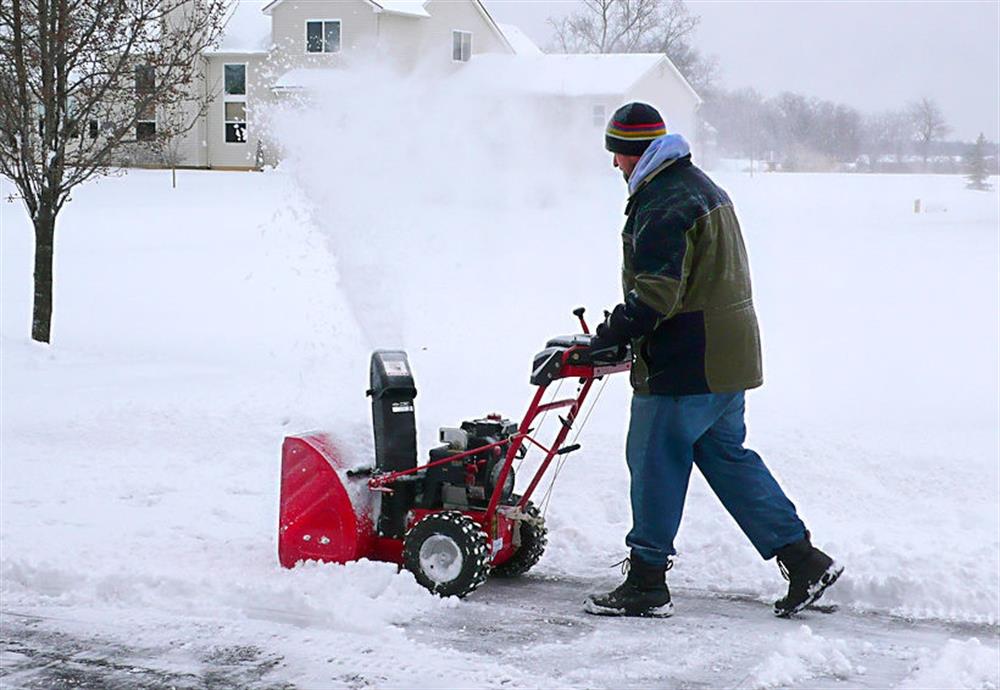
[278,308,630,597]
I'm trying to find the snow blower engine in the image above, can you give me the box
[278,308,631,597]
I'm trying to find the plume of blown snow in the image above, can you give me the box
[262,59,607,348]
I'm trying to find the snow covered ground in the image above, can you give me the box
[2,149,998,687]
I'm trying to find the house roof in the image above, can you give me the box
[262,0,429,17]
[498,23,542,56]
[373,0,430,17]
[210,1,271,54]
[458,53,700,102]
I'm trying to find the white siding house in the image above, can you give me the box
[460,52,703,158]
[163,1,701,169]
[181,0,513,169]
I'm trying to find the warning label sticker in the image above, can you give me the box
[384,359,410,377]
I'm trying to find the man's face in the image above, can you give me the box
[613,152,642,182]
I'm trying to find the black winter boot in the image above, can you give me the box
[773,533,843,617]
[584,556,674,618]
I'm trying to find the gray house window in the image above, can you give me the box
[452,30,472,62]
[224,64,246,96]
[306,20,341,53]
[223,63,247,144]
[135,65,156,141]
[225,102,247,143]
[136,121,156,142]
[592,104,607,127]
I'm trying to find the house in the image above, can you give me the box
[167,0,512,169]
[497,23,544,57]
[165,1,701,169]
[457,52,703,157]
[468,27,702,152]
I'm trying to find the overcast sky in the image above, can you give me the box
[483,1,1000,141]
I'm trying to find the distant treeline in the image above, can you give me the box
[701,88,999,174]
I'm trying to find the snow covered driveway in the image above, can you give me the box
[3,576,997,689]
[2,168,998,688]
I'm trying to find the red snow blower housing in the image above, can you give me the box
[278,309,630,597]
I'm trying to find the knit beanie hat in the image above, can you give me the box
[605,102,667,156]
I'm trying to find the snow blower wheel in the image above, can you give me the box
[492,501,547,578]
[403,511,490,597]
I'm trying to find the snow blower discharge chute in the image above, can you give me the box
[278,309,631,597]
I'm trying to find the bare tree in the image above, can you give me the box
[662,40,718,95]
[700,87,772,170]
[908,97,950,171]
[884,110,913,168]
[862,109,913,171]
[549,0,716,92]
[156,99,195,188]
[0,0,225,343]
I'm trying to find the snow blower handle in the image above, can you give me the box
[573,307,590,334]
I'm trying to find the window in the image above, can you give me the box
[452,30,472,62]
[225,102,247,143]
[305,20,341,53]
[224,63,246,96]
[135,65,155,96]
[592,104,607,127]
[64,98,82,139]
[223,63,247,144]
[88,120,99,139]
[136,121,156,142]
[135,65,156,141]
[136,112,156,141]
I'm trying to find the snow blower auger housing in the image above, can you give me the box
[279,308,631,597]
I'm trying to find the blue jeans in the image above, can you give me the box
[625,392,806,566]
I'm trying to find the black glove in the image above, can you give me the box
[592,304,635,347]
[589,305,633,361]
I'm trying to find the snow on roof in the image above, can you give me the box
[262,0,428,17]
[371,0,430,17]
[212,1,270,54]
[459,53,694,98]
[498,23,543,56]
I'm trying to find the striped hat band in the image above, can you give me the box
[606,119,667,141]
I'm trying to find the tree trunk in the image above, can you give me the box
[32,212,55,343]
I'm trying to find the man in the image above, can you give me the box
[584,102,842,619]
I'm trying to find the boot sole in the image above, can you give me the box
[774,562,844,618]
[583,598,675,618]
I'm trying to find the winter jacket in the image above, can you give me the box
[611,134,763,396]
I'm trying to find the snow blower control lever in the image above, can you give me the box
[278,308,632,597]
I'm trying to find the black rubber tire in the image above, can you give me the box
[402,511,490,598]
[491,501,547,578]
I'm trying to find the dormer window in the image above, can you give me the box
[306,20,341,53]
[452,30,472,62]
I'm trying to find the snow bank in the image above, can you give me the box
[900,637,1000,689]
[748,624,860,688]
